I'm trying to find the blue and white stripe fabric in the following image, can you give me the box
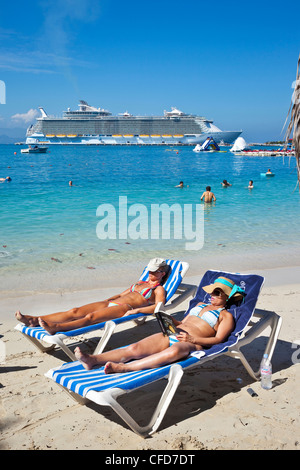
[48,355,200,397]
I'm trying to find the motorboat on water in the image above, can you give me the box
[21,145,48,154]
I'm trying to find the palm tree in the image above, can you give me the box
[285,54,300,187]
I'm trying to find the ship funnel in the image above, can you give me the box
[39,107,48,118]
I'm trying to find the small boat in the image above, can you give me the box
[21,145,48,154]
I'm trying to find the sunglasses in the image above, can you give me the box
[211,289,226,297]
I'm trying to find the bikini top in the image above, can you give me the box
[130,281,160,300]
[189,303,225,329]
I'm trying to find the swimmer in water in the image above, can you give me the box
[201,186,216,203]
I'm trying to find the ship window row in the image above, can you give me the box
[40,122,203,134]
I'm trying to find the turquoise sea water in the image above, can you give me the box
[1,144,300,292]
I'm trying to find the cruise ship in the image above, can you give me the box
[26,101,242,146]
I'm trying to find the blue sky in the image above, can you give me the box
[0,0,299,141]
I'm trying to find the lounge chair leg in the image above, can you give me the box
[227,309,282,381]
[263,313,282,363]
[227,348,261,380]
[52,337,77,361]
[93,321,116,355]
[15,324,79,361]
[17,330,56,354]
[45,369,89,405]
[148,363,184,436]
[87,364,184,438]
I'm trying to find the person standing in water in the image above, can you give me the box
[201,186,216,202]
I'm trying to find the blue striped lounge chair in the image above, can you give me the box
[15,259,194,361]
[45,270,282,437]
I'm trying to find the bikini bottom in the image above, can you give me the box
[168,334,180,347]
[108,302,133,310]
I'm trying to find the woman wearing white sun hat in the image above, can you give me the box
[15,258,169,334]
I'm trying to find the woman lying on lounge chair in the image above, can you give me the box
[15,258,169,335]
[74,276,245,374]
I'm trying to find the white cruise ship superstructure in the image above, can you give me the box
[26,101,242,145]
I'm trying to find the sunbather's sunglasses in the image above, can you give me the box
[211,289,226,297]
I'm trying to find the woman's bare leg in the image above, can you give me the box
[39,303,129,334]
[104,341,196,373]
[75,333,170,370]
[15,301,110,327]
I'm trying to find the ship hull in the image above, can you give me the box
[26,130,241,146]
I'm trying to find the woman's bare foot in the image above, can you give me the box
[15,311,38,327]
[15,310,28,325]
[38,317,57,335]
[104,361,127,374]
[74,347,98,370]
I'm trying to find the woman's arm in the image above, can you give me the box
[129,285,166,315]
[129,304,157,315]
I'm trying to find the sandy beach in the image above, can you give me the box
[1,264,300,451]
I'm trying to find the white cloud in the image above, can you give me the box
[11,109,39,123]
